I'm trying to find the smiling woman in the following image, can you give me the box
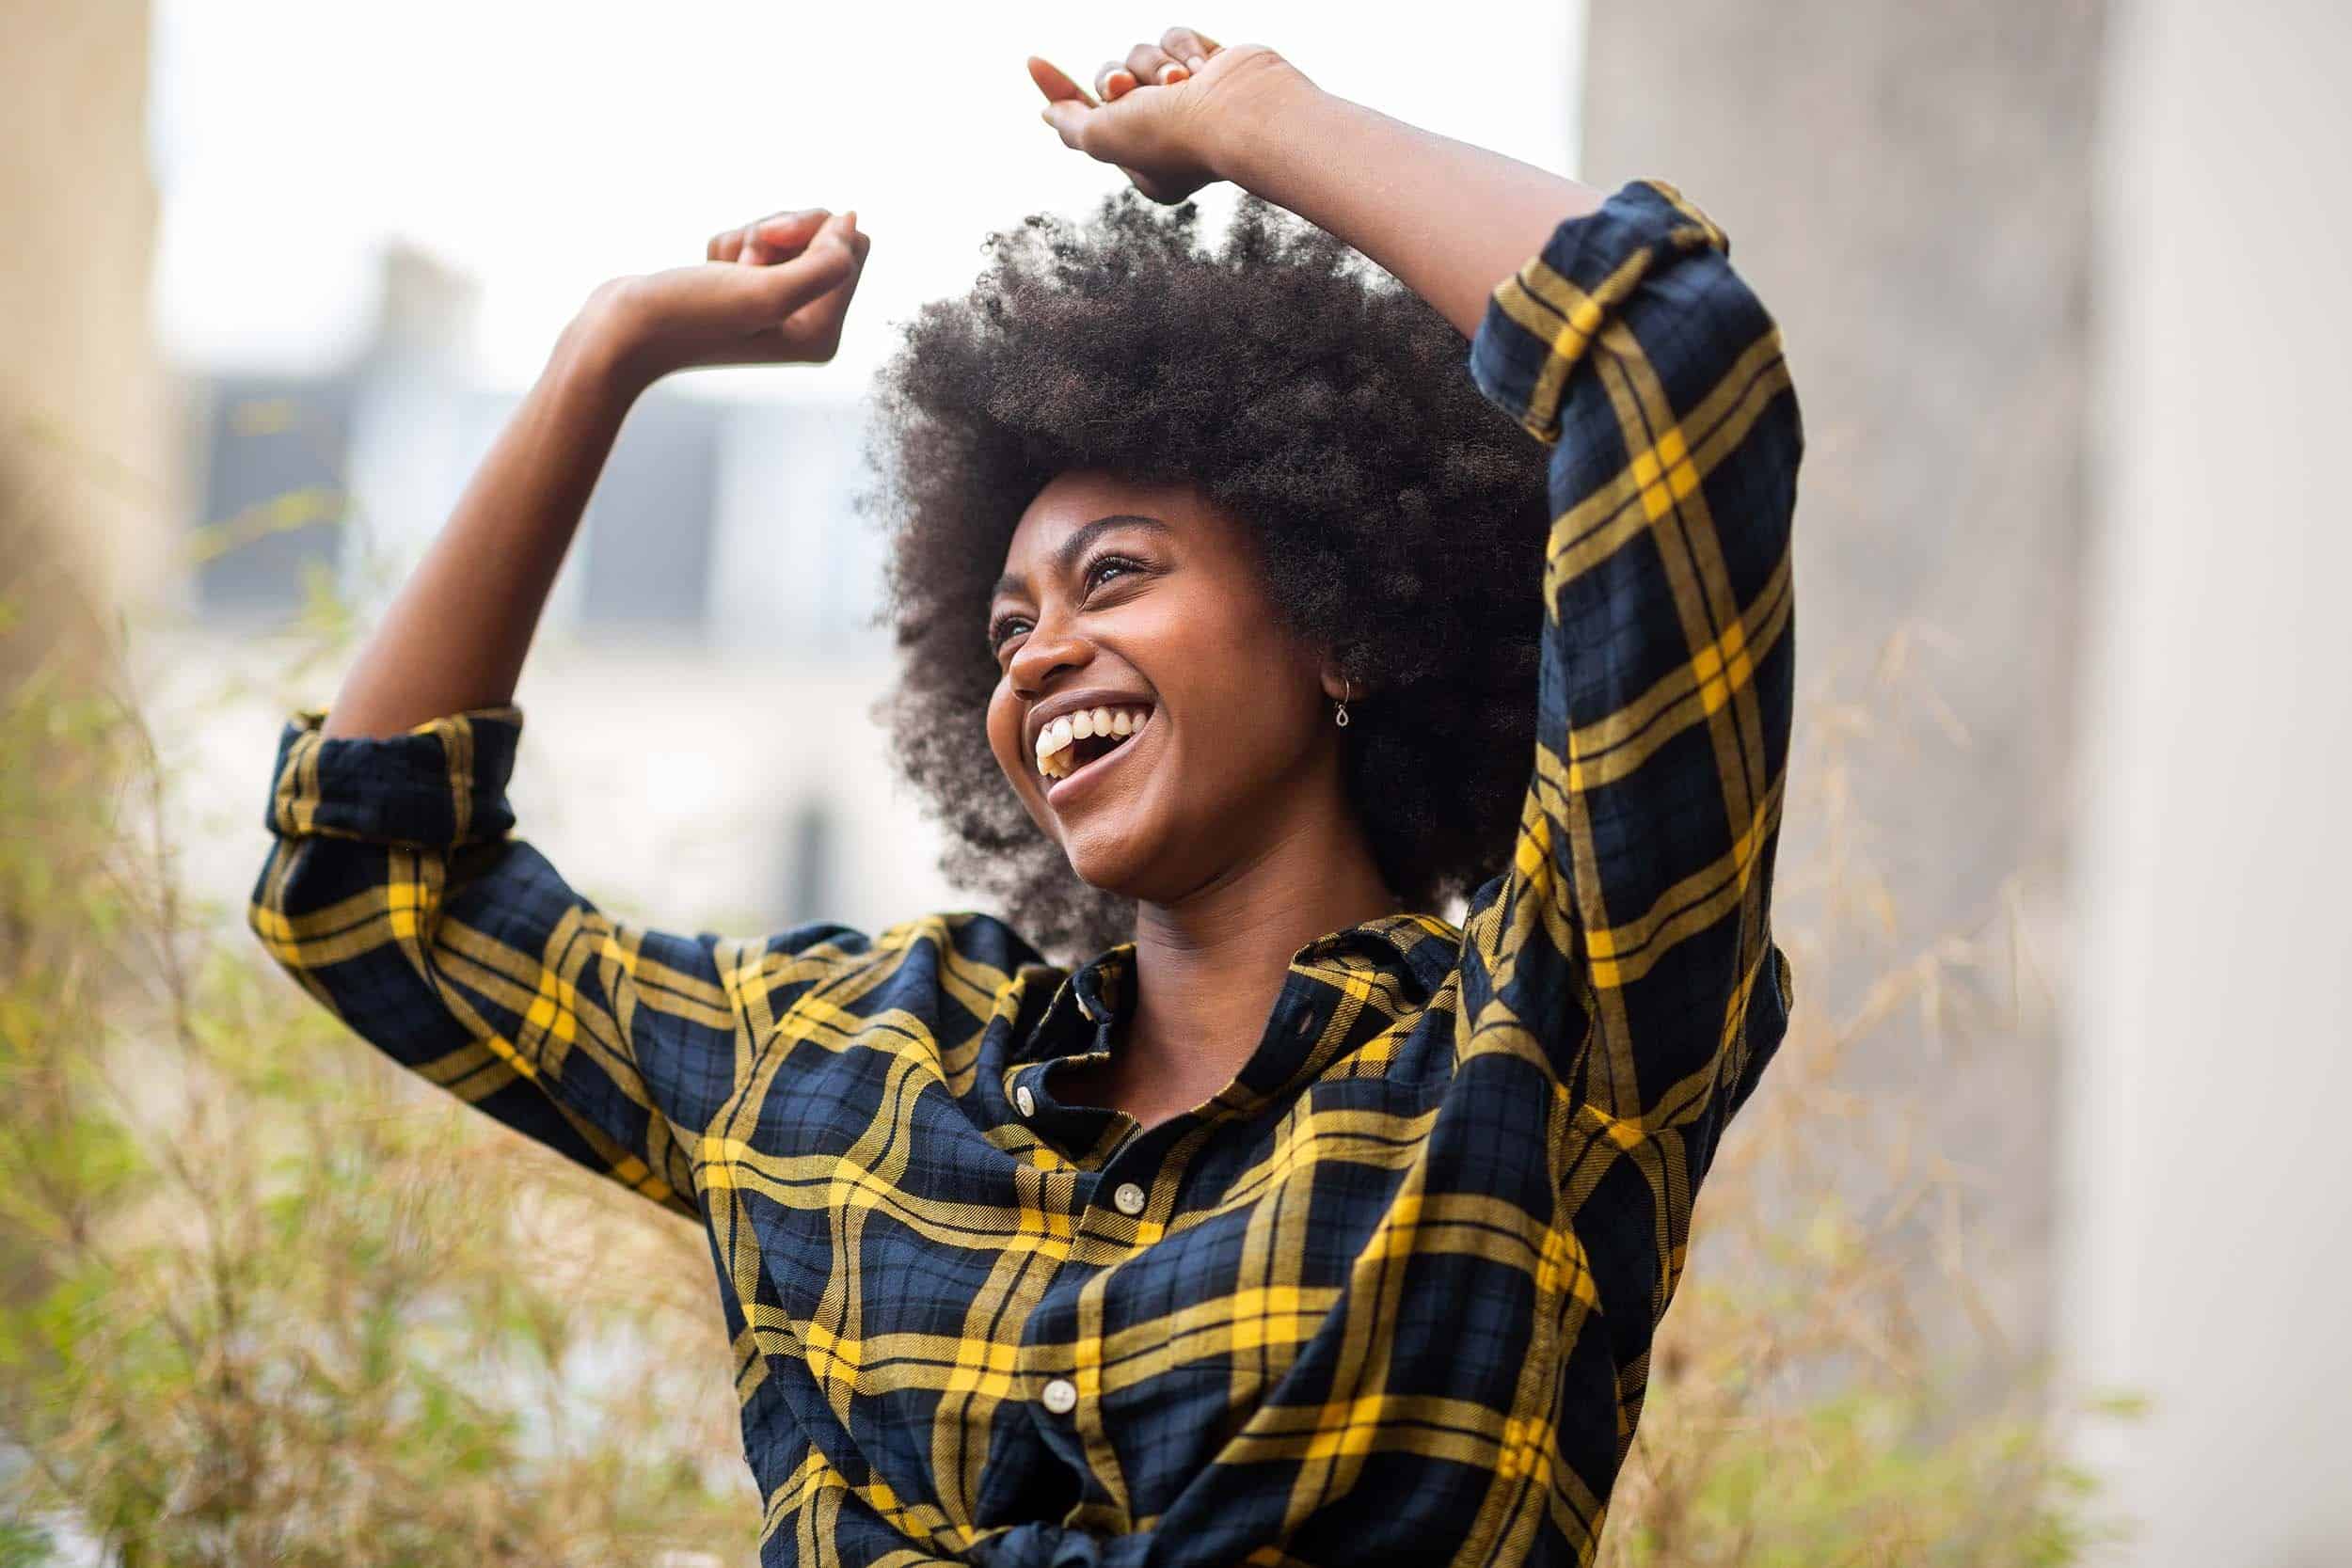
[246,23,1802,1568]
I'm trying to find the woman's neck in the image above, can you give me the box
[1110,807,1400,1123]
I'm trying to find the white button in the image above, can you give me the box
[1041,1377,1078,1415]
[1014,1085,1036,1117]
[1112,1181,1147,1216]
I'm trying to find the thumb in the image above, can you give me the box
[1039,99,1089,147]
[733,211,862,322]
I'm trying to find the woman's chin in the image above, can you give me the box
[1057,816,1170,901]
[1060,843,1151,899]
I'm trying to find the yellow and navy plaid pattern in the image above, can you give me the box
[247,179,1799,1567]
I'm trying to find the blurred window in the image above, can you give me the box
[781,796,837,927]
[190,376,354,616]
[578,392,723,632]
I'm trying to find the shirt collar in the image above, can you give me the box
[1292,911,1461,1002]
[1019,942,1134,1063]
[1019,912,1461,1066]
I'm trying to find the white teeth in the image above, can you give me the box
[1032,705,1151,782]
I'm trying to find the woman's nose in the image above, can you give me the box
[1008,616,1092,694]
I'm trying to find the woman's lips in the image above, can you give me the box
[1043,707,1153,810]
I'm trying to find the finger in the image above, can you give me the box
[1094,59,1136,101]
[1160,25,1220,70]
[711,208,825,263]
[1040,99,1089,144]
[705,215,868,366]
[740,208,830,265]
[722,212,862,329]
[1126,42,1182,86]
[1026,55,1098,107]
[781,223,873,361]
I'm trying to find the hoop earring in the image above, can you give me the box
[1334,677,1351,729]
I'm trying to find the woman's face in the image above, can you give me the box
[985,468,1343,902]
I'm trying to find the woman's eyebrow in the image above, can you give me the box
[990,514,1174,602]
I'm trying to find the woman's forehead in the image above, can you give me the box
[996,470,1227,582]
[993,511,1179,604]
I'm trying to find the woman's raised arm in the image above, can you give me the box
[259,205,880,1219]
[321,207,868,738]
[1029,29,1599,338]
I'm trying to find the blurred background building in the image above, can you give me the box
[175,239,925,937]
[5,0,2346,1562]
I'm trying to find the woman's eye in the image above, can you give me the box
[1084,556,1137,593]
[990,558,1142,651]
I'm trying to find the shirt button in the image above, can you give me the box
[1015,1085,1036,1117]
[1041,1377,1078,1415]
[1112,1181,1147,1216]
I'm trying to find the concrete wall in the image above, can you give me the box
[0,0,176,618]
[1581,0,2352,1556]
[1580,0,2106,1370]
[2060,1,2352,1562]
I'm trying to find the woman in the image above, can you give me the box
[249,26,1800,1567]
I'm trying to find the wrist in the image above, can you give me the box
[1206,55,1327,190]
[555,285,663,408]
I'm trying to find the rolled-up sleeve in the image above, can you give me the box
[1461,177,1802,1301]
[247,705,859,1220]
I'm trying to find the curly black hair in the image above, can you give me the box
[861,188,1552,962]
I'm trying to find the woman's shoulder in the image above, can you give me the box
[790,910,1056,994]
[724,912,1055,1046]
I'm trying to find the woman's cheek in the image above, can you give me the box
[985,690,1025,788]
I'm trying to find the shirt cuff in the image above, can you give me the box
[1469,178,1732,446]
[264,705,524,849]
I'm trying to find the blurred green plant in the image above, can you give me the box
[0,482,2132,1563]
[0,549,755,1560]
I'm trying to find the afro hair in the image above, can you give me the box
[862,187,1552,961]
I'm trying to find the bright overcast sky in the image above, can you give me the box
[149,1,1581,398]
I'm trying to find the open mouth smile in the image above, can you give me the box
[1034,704,1153,803]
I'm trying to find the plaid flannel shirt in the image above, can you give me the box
[249,178,1801,1567]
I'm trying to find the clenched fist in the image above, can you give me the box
[1028,26,1306,204]
[580,207,872,390]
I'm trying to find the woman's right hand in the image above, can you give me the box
[581,207,871,390]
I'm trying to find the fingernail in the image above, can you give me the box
[1159,63,1184,83]
[1187,55,1206,70]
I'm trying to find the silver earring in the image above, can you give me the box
[1334,677,1351,729]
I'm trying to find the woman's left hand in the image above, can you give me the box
[1028,26,1302,204]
